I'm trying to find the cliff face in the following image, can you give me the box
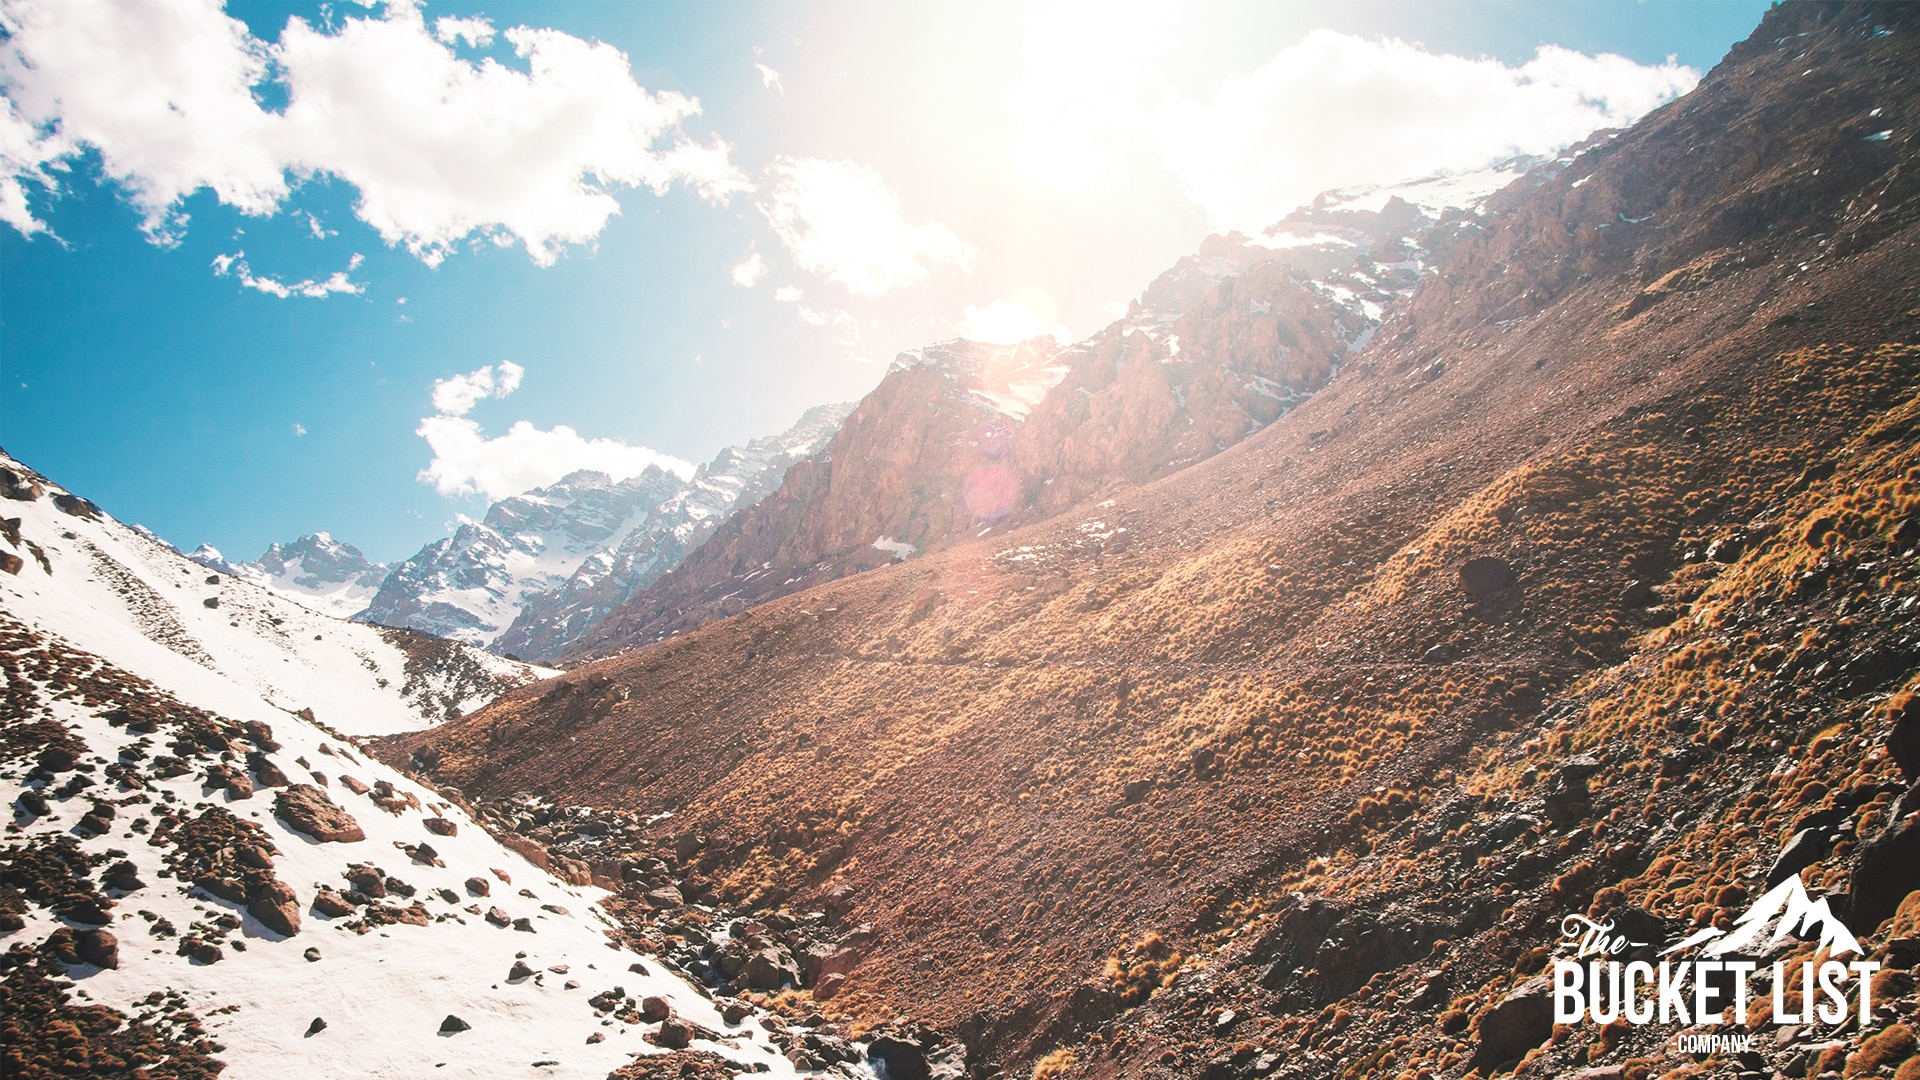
[385,5,1920,1080]
[570,231,1389,657]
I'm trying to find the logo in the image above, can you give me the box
[1552,878,1880,1033]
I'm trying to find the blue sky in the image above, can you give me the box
[0,0,1769,564]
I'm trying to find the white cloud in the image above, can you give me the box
[415,361,692,500]
[954,288,1070,345]
[212,249,367,298]
[292,422,307,437]
[429,361,525,417]
[730,251,766,287]
[758,156,974,297]
[0,0,751,263]
[433,15,494,47]
[773,284,803,303]
[1010,8,1698,233]
[755,62,784,94]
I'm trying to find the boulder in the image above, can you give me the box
[311,890,355,918]
[803,944,860,985]
[439,1015,470,1034]
[508,960,534,981]
[464,876,491,897]
[639,995,671,1022]
[1851,816,1920,931]
[247,879,302,937]
[1471,974,1554,1072]
[306,1017,326,1037]
[344,866,386,898]
[249,753,290,788]
[276,785,365,843]
[646,885,684,908]
[867,1037,934,1080]
[1767,828,1834,887]
[76,928,118,969]
[744,946,801,990]
[486,907,511,928]
[814,972,848,1000]
[423,817,458,836]
[1458,556,1518,597]
[1888,695,1920,783]
[651,1018,713,1050]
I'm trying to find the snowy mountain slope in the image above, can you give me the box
[0,455,833,1078]
[363,402,854,662]
[0,624,804,1079]
[188,534,389,621]
[0,452,547,735]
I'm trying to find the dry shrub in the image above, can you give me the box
[1032,1048,1078,1080]
[1847,1024,1916,1078]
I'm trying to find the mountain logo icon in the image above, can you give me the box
[1658,876,1861,959]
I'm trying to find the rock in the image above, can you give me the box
[1543,787,1593,825]
[640,995,671,1022]
[76,928,118,969]
[1889,696,1920,783]
[203,597,220,609]
[803,944,860,985]
[0,551,20,575]
[275,785,366,843]
[247,879,302,937]
[1458,556,1518,597]
[1767,828,1835,888]
[423,817,457,836]
[102,861,143,892]
[1422,643,1456,664]
[1850,816,1920,931]
[1471,974,1554,1072]
[646,885,684,908]
[652,1017,710,1050]
[1618,579,1656,608]
[1557,756,1603,786]
[345,866,387,898]
[486,907,512,927]
[1121,778,1154,803]
[744,946,801,990]
[306,1017,327,1037]
[37,746,77,772]
[720,999,755,1024]
[868,1036,934,1080]
[15,788,48,817]
[465,877,490,897]
[304,947,322,962]
[439,1015,470,1034]
[814,972,848,1000]
[249,753,290,788]
[509,960,535,981]
[243,720,281,751]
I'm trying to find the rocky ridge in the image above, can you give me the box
[189,532,389,620]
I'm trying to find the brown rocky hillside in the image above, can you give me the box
[382,4,1920,1079]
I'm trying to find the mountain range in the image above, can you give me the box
[10,4,1920,1080]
